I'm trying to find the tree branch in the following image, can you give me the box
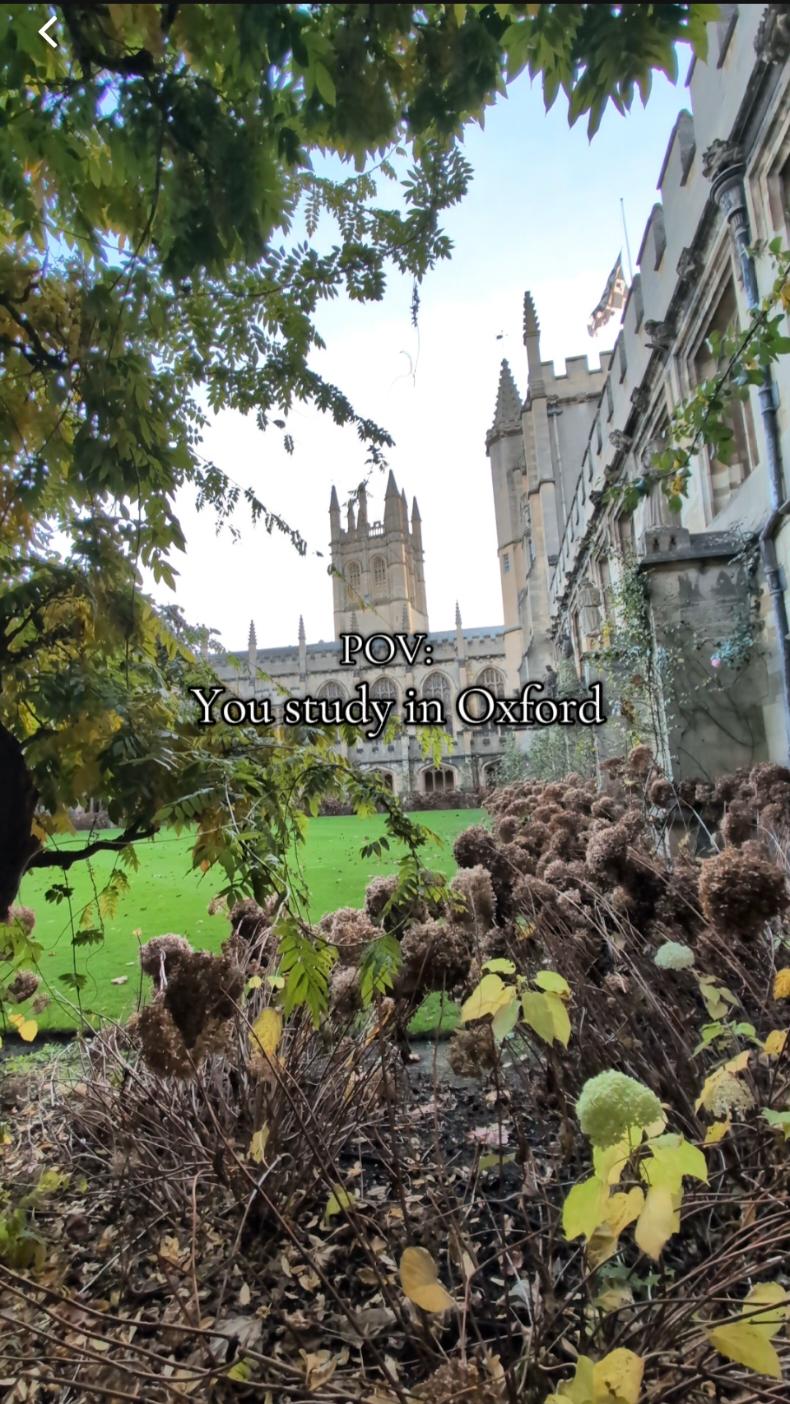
[29,823,158,872]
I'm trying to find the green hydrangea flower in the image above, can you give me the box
[654,940,695,971]
[576,1070,663,1148]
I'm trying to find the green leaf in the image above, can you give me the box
[314,62,336,105]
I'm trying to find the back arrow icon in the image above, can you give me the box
[38,16,58,48]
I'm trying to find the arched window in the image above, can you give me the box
[370,676,398,705]
[345,562,361,607]
[422,766,456,795]
[372,555,387,595]
[470,666,506,733]
[482,761,501,790]
[422,671,453,734]
[317,680,347,702]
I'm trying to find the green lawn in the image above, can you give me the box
[17,810,482,1032]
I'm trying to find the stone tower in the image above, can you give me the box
[329,472,429,639]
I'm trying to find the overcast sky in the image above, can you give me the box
[160,63,691,651]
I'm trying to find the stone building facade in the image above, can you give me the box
[218,470,516,797]
[487,3,790,778]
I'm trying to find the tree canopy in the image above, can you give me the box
[0,3,717,931]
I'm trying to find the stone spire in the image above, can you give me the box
[384,468,401,529]
[401,486,409,531]
[455,600,466,662]
[247,620,257,676]
[298,615,307,678]
[488,359,522,440]
[329,484,341,539]
[356,482,368,532]
[346,498,356,534]
[523,290,544,392]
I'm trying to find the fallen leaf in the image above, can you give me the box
[399,1247,454,1313]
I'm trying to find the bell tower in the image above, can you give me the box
[329,473,429,639]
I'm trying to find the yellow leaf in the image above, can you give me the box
[562,1176,609,1242]
[773,967,790,999]
[546,991,572,1047]
[634,1185,675,1260]
[247,975,263,990]
[323,1184,354,1220]
[763,1029,787,1058]
[249,1007,282,1060]
[8,1014,37,1043]
[724,1050,751,1074]
[592,1347,644,1403]
[593,1135,632,1186]
[704,1118,731,1144]
[550,1356,595,1403]
[522,989,570,1046]
[605,1187,645,1238]
[707,1324,781,1378]
[248,1125,269,1164]
[534,969,571,998]
[640,1134,707,1193]
[491,993,519,1042]
[739,1281,789,1337]
[461,973,512,1023]
[521,990,554,1044]
[399,1246,454,1313]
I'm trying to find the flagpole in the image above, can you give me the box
[620,197,634,283]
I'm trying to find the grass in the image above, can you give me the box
[16,810,483,1033]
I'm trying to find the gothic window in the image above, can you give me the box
[693,279,757,518]
[422,671,452,734]
[423,766,455,795]
[472,666,506,734]
[370,676,398,705]
[372,555,387,595]
[318,680,347,701]
[345,561,361,607]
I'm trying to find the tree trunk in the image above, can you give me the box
[0,722,41,922]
